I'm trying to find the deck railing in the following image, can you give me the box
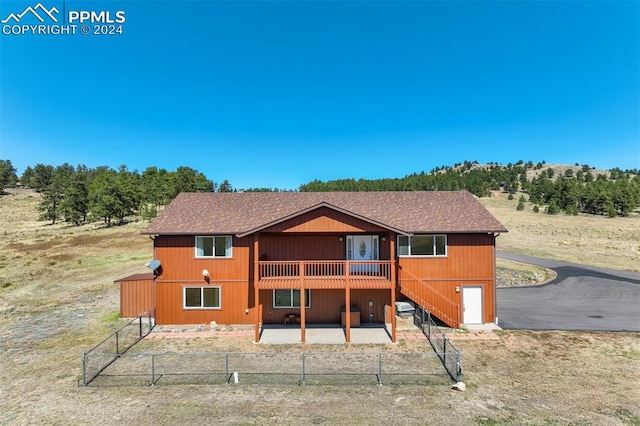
[258,260,392,286]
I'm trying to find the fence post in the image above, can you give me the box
[151,354,155,386]
[378,353,383,386]
[442,335,447,370]
[139,315,143,339]
[82,350,86,387]
[225,353,229,385]
[115,330,119,355]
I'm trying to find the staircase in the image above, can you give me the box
[398,267,461,329]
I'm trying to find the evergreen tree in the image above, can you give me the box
[20,166,35,188]
[89,167,121,225]
[39,163,74,224]
[546,200,559,215]
[0,160,18,190]
[32,164,54,192]
[218,179,233,192]
[172,166,214,197]
[60,167,89,225]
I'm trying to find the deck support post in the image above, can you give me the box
[390,234,397,343]
[345,275,351,343]
[300,261,306,343]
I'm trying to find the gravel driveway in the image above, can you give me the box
[497,252,640,332]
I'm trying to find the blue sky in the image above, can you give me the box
[1,0,638,190]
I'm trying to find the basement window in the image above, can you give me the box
[195,236,232,258]
[184,286,221,309]
[273,289,311,308]
[398,235,447,257]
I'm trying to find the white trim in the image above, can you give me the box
[462,285,483,324]
[183,286,222,309]
[346,235,379,260]
[397,234,448,257]
[272,289,311,309]
[194,235,233,258]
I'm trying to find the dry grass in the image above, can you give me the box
[1,188,639,425]
[480,191,640,272]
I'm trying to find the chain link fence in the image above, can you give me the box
[83,350,454,386]
[413,306,462,382]
[81,310,154,386]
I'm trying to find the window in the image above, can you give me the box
[273,289,311,308]
[184,286,221,309]
[398,235,447,257]
[195,236,232,258]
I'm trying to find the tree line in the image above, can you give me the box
[1,159,639,223]
[0,160,233,225]
[299,161,640,217]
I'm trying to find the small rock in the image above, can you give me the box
[452,381,466,391]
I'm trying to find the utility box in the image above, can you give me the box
[395,301,415,318]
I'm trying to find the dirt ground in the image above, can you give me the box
[1,188,639,425]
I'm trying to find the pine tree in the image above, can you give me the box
[0,160,18,190]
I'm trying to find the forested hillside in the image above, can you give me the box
[1,159,638,225]
[299,161,640,217]
[0,160,230,225]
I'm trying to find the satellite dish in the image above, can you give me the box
[146,259,161,271]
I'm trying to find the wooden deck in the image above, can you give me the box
[257,260,393,289]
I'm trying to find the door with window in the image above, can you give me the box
[346,235,379,273]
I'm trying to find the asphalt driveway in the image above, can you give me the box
[497,252,640,332]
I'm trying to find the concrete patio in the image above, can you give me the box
[259,323,394,344]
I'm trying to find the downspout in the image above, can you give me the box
[150,235,157,324]
[253,234,260,343]
[493,233,500,325]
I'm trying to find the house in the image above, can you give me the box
[118,191,507,343]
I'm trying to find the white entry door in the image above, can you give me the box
[462,286,483,324]
[347,235,379,273]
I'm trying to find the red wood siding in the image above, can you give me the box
[398,234,494,279]
[259,289,390,324]
[262,207,388,233]
[119,277,153,318]
[398,233,496,325]
[150,231,496,326]
[155,280,255,325]
[260,234,391,261]
[153,235,254,325]
[154,235,252,281]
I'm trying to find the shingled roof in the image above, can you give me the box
[142,191,507,236]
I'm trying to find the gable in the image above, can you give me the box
[261,206,389,233]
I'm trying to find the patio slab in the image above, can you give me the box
[259,324,393,344]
